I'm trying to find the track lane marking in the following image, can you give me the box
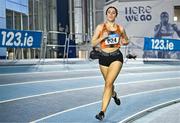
[0,70,179,87]
[0,77,180,104]
[119,98,180,123]
[0,65,179,76]
[30,86,180,123]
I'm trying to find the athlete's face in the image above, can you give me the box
[106,8,117,22]
[161,13,169,24]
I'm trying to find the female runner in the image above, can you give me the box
[91,6,129,120]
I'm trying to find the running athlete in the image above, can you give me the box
[91,6,129,120]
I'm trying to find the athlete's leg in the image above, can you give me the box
[95,65,108,120]
[99,64,115,97]
[99,65,108,80]
[101,61,122,112]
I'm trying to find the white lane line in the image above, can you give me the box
[0,63,95,68]
[0,84,103,104]
[30,86,180,123]
[119,98,180,123]
[0,70,179,87]
[0,68,99,76]
[0,76,101,87]
[1,77,180,104]
[0,65,179,76]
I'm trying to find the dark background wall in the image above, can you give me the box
[56,0,76,58]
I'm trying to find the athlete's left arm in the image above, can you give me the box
[120,26,129,45]
[172,24,180,37]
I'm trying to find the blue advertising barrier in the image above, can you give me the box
[144,37,180,51]
[0,28,42,48]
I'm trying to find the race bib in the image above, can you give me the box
[105,34,120,45]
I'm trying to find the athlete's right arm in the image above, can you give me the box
[91,24,108,47]
[154,24,162,37]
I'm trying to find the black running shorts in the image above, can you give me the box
[99,50,123,67]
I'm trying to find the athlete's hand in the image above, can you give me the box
[121,39,129,45]
[159,22,163,29]
[172,24,178,31]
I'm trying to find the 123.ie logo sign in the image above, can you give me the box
[0,29,42,48]
[144,37,180,51]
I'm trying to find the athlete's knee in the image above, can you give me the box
[105,81,113,89]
